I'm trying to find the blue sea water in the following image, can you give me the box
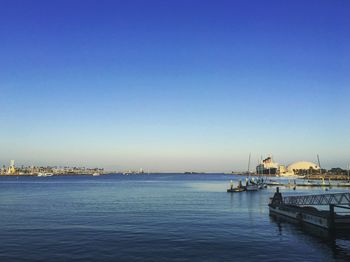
[0,174,349,262]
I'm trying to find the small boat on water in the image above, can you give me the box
[227,187,245,193]
[243,154,261,191]
[37,173,53,177]
[249,177,267,189]
[258,183,267,189]
[92,173,100,176]
[246,184,259,191]
[227,180,246,193]
[267,180,284,186]
[227,174,267,193]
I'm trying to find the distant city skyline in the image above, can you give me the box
[0,154,349,173]
[1,0,349,172]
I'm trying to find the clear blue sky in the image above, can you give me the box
[0,0,349,171]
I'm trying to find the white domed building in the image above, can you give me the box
[287,161,320,174]
[279,161,320,177]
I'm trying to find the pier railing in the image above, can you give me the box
[283,193,350,206]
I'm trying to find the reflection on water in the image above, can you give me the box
[188,182,227,192]
[270,215,350,260]
[0,174,349,262]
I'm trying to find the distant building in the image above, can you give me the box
[278,165,287,174]
[1,165,6,175]
[256,156,278,175]
[7,160,16,175]
[287,161,320,175]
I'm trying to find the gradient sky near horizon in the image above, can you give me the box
[0,0,349,171]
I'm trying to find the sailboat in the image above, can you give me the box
[245,153,259,191]
[246,180,259,191]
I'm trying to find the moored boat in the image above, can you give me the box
[246,184,259,191]
[227,180,246,193]
[37,173,53,177]
[227,187,245,193]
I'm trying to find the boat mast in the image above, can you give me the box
[317,154,322,177]
[247,153,251,175]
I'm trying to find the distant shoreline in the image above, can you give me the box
[0,172,349,181]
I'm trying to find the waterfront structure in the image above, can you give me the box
[287,161,320,175]
[1,165,5,175]
[0,162,104,176]
[269,188,350,231]
[256,156,279,175]
[254,156,325,177]
[279,165,287,174]
[7,160,16,175]
[274,161,320,177]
